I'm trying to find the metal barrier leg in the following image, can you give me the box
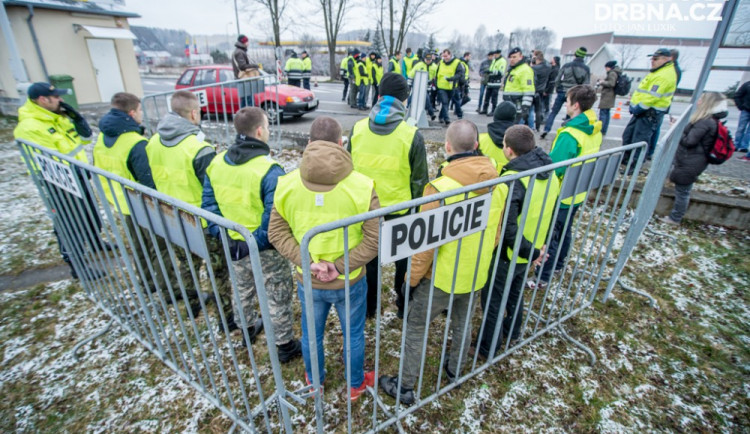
[558,325,596,366]
[71,319,114,362]
[615,278,658,308]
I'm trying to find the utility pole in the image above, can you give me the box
[234,0,240,35]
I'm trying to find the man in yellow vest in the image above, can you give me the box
[355,54,370,110]
[478,101,517,172]
[269,116,380,401]
[621,48,678,173]
[475,125,559,359]
[435,48,466,125]
[202,107,301,359]
[349,72,428,318]
[401,47,417,80]
[14,82,107,280]
[284,51,304,87]
[93,92,165,290]
[146,90,228,319]
[531,85,602,289]
[340,51,351,102]
[348,50,361,109]
[379,120,505,405]
[388,50,402,74]
[371,54,384,107]
[300,50,312,90]
[502,47,535,124]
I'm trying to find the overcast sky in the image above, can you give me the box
[123,0,720,47]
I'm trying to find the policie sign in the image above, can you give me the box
[33,154,82,198]
[380,193,492,264]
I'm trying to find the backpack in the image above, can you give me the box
[614,72,632,96]
[707,120,735,165]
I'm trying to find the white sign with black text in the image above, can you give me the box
[192,89,208,108]
[380,193,492,264]
[33,154,82,198]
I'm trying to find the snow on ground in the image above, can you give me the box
[1,127,749,432]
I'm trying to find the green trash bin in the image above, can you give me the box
[48,74,79,109]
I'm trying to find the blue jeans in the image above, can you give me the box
[544,92,567,133]
[599,108,611,135]
[527,104,535,129]
[669,183,693,222]
[648,111,666,159]
[736,109,750,151]
[297,278,367,387]
[438,89,453,122]
[477,84,486,110]
[540,204,580,282]
[357,84,368,108]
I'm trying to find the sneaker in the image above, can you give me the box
[70,264,106,281]
[430,114,436,121]
[526,279,548,290]
[443,362,457,384]
[736,148,748,153]
[659,215,680,225]
[242,318,264,347]
[350,371,376,401]
[378,375,415,405]
[277,339,302,363]
[540,131,548,139]
[741,156,750,162]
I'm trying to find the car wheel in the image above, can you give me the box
[263,102,281,124]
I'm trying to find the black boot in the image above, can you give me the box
[277,339,302,363]
[242,318,264,347]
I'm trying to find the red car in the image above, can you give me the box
[175,65,318,123]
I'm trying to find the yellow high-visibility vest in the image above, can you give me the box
[436,58,460,90]
[631,62,677,112]
[478,132,510,173]
[275,169,374,280]
[550,110,603,206]
[205,152,279,240]
[429,175,505,294]
[93,131,145,215]
[350,117,416,215]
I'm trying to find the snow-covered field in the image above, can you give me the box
[1,120,748,432]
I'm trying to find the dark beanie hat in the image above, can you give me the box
[575,47,587,58]
[379,72,410,101]
[494,101,517,122]
[238,34,248,43]
[605,60,617,68]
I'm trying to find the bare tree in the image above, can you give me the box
[246,0,289,53]
[615,43,641,70]
[315,0,348,79]
[529,27,555,52]
[374,0,445,57]
[472,25,488,56]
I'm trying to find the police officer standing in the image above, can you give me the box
[481,50,506,115]
[14,82,106,280]
[202,107,302,360]
[349,73,428,318]
[301,50,312,90]
[502,47,535,124]
[340,51,351,102]
[621,48,677,173]
[285,51,304,87]
[435,49,465,125]
[477,51,494,113]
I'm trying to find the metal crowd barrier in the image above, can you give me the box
[141,74,282,151]
[16,139,295,433]
[16,132,650,432]
[296,142,647,433]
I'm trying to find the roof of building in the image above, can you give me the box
[2,0,140,18]
[590,43,750,92]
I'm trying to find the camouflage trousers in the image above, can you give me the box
[231,248,295,345]
[174,234,231,316]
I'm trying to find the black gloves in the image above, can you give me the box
[60,102,92,138]
[229,239,249,261]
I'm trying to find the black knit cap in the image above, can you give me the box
[379,72,410,101]
[238,34,248,43]
[494,101,517,122]
[605,60,617,68]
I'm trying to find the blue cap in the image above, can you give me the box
[28,82,70,99]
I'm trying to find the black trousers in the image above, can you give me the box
[478,256,526,357]
[622,109,659,166]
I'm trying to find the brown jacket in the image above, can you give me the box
[409,155,505,288]
[598,67,620,109]
[232,42,259,78]
[269,140,380,290]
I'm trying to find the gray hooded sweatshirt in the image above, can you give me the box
[155,112,216,184]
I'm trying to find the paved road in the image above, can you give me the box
[140,76,749,182]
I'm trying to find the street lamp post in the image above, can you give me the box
[508,32,515,54]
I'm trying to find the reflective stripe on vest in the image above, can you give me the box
[503,172,560,264]
[478,133,510,173]
[631,63,677,112]
[429,175,505,294]
[436,59,460,90]
[147,133,212,212]
[350,117,416,215]
[93,131,145,215]
[285,58,304,79]
[206,152,279,241]
[504,63,535,96]
[550,110,603,205]
[274,169,373,280]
